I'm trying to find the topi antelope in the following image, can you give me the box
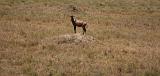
[70,15,87,35]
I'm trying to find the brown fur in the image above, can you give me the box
[70,16,87,35]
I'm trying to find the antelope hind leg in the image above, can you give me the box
[82,27,86,35]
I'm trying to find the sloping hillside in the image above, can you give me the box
[0,0,160,76]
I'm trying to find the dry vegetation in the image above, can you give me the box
[0,0,160,76]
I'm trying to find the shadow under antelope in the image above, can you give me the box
[70,16,87,35]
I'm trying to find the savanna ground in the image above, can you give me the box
[0,0,160,76]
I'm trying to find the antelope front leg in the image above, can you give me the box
[74,26,76,33]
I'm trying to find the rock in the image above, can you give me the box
[41,33,96,45]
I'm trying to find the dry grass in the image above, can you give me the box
[0,0,160,76]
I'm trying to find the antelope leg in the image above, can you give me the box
[82,27,86,35]
[74,26,76,33]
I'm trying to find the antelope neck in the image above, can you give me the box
[71,17,76,25]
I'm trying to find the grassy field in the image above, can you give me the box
[0,0,160,76]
